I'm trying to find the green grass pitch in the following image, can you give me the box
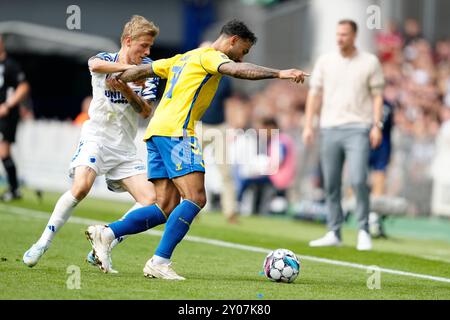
[0,190,449,300]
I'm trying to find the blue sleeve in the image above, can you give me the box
[142,77,159,101]
[94,52,114,62]
[141,58,159,101]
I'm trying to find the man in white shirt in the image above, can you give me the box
[303,20,385,251]
[23,16,161,270]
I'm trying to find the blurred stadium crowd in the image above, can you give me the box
[5,17,450,219]
[210,18,450,218]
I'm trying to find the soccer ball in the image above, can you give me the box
[263,249,301,283]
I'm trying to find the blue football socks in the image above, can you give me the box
[154,200,201,259]
[109,204,167,238]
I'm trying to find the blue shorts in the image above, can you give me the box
[369,141,391,172]
[147,136,205,180]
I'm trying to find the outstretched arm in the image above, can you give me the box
[88,57,133,74]
[218,62,309,83]
[118,64,156,83]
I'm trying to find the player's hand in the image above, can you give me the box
[0,103,10,118]
[105,74,116,90]
[106,77,131,94]
[370,126,383,149]
[279,69,310,83]
[302,126,315,146]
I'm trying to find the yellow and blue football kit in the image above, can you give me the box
[107,48,234,265]
[145,47,232,180]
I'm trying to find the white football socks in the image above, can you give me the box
[102,226,116,243]
[151,255,171,266]
[109,202,144,249]
[37,191,79,248]
[37,198,145,250]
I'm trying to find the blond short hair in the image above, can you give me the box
[121,15,159,43]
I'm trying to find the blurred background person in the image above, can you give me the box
[368,97,394,238]
[73,96,92,127]
[225,94,253,215]
[303,20,385,251]
[0,35,30,201]
[231,117,297,216]
[262,117,297,215]
[375,21,403,64]
[403,18,424,46]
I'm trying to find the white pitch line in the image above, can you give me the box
[2,204,450,285]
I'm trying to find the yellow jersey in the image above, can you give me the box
[143,47,232,140]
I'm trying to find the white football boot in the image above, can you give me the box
[85,225,113,273]
[309,231,342,248]
[143,258,185,280]
[23,243,48,267]
[357,230,373,251]
[86,250,118,274]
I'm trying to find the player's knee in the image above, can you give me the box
[71,189,88,201]
[138,194,157,206]
[167,198,181,214]
[187,193,207,209]
[71,183,91,200]
[156,195,174,213]
[142,197,157,207]
[197,197,207,209]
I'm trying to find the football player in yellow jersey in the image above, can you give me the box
[86,19,309,280]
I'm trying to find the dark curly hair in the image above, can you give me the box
[220,19,257,44]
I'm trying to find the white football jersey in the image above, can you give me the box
[81,52,158,152]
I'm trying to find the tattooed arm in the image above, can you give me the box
[124,92,155,119]
[106,78,154,119]
[118,64,156,83]
[218,62,309,83]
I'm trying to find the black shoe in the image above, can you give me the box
[0,190,22,202]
